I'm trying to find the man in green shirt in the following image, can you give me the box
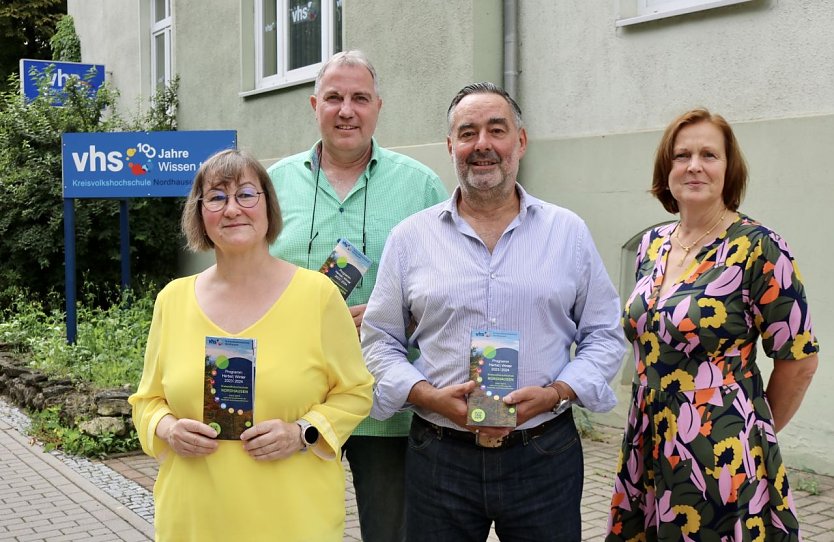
[268,50,447,542]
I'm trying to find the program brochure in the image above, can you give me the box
[203,336,256,440]
[319,238,372,299]
[467,329,519,427]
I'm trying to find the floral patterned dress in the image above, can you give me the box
[606,215,819,542]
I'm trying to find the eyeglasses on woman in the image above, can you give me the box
[199,188,264,212]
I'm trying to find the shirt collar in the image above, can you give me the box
[305,138,380,180]
[439,183,543,222]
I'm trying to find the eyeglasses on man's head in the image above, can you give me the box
[199,188,264,212]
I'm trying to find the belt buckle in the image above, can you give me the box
[476,433,506,448]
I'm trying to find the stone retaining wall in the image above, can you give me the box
[0,350,133,437]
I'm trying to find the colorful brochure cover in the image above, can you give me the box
[319,238,372,299]
[467,330,519,427]
[203,336,256,440]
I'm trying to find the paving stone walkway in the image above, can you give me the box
[2,396,833,541]
[0,415,152,541]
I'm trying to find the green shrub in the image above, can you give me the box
[0,0,65,88]
[123,75,180,132]
[0,285,154,389]
[794,475,820,496]
[0,70,182,311]
[0,292,51,356]
[1,282,155,458]
[573,407,601,440]
[29,405,140,458]
[49,14,81,62]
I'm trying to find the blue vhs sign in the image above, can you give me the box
[20,59,106,105]
[62,131,237,198]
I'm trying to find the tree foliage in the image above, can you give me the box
[0,72,182,310]
[0,0,66,90]
[49,14,81,62]
[123,76,180,132]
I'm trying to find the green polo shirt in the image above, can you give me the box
[268,138,447,437]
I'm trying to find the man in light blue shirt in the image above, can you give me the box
[362,82,625,541]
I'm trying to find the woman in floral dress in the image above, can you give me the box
[607,109,819,541]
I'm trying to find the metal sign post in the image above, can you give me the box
[63,199,77,344]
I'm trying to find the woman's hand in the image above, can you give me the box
[241,419,304,461]
[157,415,219,457]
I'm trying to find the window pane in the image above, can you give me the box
[154,32,167,90]
[154,0,168,23]
[287,0,321,70]
[262,0,278,77]
[333,0,342,53]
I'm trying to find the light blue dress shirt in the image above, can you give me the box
[361,185,626,431]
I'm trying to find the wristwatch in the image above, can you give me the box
[547,382,572,416]
[552,396,571,416]
[296,419,319,450]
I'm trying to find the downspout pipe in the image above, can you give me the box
[503,0,523,185]
[503,0,519,100]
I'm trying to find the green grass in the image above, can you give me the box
[0,287,154,389]
[794,475,820,496]
[28,405,139,458]
[0,285,156,457]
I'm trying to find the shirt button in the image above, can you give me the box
[490,318,497,325]
[490,273,496,279]
[339,207,344,213]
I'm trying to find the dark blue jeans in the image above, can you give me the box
[405,412,583,542]
[343,435,407,542]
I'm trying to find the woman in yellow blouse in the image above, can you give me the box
[129,149,373,542]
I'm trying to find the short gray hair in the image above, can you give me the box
[447,82,523,134]
[314,50,380,96]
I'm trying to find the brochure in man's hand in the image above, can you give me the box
[319,238,372,299]
[467,330,519,427]
[203,336,256,440]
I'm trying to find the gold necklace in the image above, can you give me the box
[673,209,726,265]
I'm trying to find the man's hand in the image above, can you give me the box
[408,380,512,439]
[408,380,476,428]
[349,304,367,336]
[503,384,567,426]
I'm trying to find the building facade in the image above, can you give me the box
[69,0,832,474]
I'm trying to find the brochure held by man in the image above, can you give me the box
[318,237,372,299]
[467,329,519,427]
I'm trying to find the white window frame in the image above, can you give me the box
[616,0,754,27]
[253,0,341,92]
[151,0,172,91]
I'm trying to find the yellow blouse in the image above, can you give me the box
[129,269,373,542]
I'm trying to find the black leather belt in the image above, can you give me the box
[412,409,570,449]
